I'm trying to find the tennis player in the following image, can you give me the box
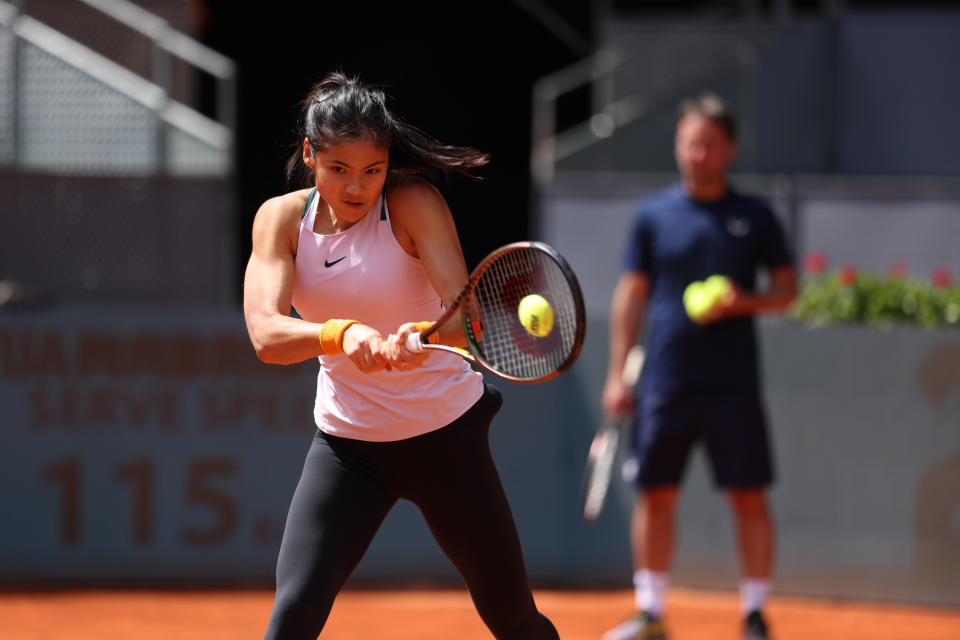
[602,93,797,640]
[243,72,559,640]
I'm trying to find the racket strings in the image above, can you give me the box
[468,247,582,380]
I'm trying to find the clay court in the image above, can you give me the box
[3,586,959,639]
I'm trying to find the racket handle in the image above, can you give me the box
[405,332,424,353]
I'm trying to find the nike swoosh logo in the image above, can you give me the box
[324,256,347,268]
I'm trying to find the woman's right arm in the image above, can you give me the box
[243,193,387,372]
[242,195,389,372]
[243,195,328,364]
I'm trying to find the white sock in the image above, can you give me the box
[740,577,771,615]
[634,569,669,617]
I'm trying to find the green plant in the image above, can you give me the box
[791,255,960,329]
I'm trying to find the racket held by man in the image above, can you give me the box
[405,241,586,384]
[579,344,645,523]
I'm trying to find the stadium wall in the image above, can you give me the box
[0,305,957,606]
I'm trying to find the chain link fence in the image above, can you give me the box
[0,0,233,176]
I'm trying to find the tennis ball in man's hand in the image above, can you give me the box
[703,274,733,302]
[518,294,554,337]
[684,275,732,322]
[683,281,712,321]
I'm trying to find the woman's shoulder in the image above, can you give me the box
[386,174,445,213]
[268,187,314,210]
[252,189,312,238]
[257,189,313,220]
[387,173,437,195]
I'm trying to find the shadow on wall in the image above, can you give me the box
[913,340,960,592]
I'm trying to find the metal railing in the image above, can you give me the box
[529,1,853,185]
[0,0,234,175]
[77,0,235,131]
[530,30,762,186]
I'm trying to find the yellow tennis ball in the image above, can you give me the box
[518,294,554,337]
[683,281,711,321]
[703,274,732,303]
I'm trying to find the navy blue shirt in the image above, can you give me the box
[624,184,793,396]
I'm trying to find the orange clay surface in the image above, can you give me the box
[1,586,959,639]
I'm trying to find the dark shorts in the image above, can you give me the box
[625,390,774,489]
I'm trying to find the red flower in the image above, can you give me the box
[837,265,858,286]
[803,252,829,274]
[889,260,908,280]
[931,266,953,288]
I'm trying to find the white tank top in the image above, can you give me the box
[291,189,483,441]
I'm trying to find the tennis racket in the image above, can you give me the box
[579,344,645,523]
[405,241,586,384]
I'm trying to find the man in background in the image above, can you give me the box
[602,93,797,640]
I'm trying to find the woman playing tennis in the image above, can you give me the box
[242,71,560,640]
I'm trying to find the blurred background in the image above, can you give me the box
[1,0,959,610]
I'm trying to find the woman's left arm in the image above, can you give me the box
[387,177,471,349]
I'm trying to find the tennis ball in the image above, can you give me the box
[703,274,732,303]
[683,281,712,321]
[685,275,732,322]
[518,294,554,337]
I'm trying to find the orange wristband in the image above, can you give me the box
[413,321,436,344]
[319,319,359,355]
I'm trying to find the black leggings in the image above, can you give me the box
[263,384,559,640]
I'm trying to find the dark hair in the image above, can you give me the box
[285,72,490,187]
[677,92,737,141]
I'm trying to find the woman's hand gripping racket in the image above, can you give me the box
[580,345,645,523]
[405,241,586,384]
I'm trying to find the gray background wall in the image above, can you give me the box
[0,171,236,307]
[2,304,959,606]
[561,11,960,175]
